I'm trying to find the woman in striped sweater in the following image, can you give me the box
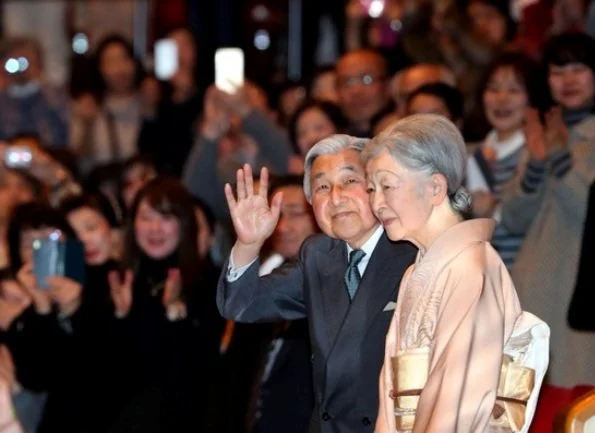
[465,51,545,269]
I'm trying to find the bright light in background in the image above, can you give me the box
[368,0,385,18]
[72,33,89,55]
[254,29,271,51]
[4,58,19,74]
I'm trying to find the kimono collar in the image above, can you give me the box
[416,218,495,265]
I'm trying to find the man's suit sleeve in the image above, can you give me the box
[216,251,308,323]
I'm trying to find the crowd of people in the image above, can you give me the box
[0,0,594,431]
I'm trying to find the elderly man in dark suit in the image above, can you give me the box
[218,134,417,433]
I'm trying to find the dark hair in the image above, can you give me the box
[269,174,305,197]
[406,82,465,121]
[464,0,517,41]
[191,197,216,235]
[288,99,348,154]
[478,50,547,112]
[121,154,158,182]
[125,177,202,294]
[92,34,145,100]
[7,202,76,273]
[59,192,120,228]
[542,32,595,72]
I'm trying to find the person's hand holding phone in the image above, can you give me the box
[46,276,82,318]
[16,263,51,315]
[200,86,231,141]
[108,270,134,319]
[162,268,187,322]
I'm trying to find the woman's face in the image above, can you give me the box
[483,66,528,136]
[99,42,136,95]
[296,107,337,155]
[548,63,595,110]
[366,150,433,242]
[122,163,157,209]
[19,227,61,265]
[134,200,180,260]
[467,2,507,46]
[67,207,112,265]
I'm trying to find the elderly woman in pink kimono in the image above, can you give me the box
[364,114,549,433]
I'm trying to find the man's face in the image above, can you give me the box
[337,53,388,130]
[395,65,445,115]
[310,149,378,249]
[271,185,317,259]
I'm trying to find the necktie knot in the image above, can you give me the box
[345,249,366,300]
[348,249,366,268]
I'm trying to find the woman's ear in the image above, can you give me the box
[428,173,448,205]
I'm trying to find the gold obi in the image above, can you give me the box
[491,355,535,431]
[391,350,535,432]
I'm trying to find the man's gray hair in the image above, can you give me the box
[361,114,471,213]
[303,134,370,203]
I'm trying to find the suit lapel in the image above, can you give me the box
[323,234,406,402]
[358,235,402,333]
[319,241,350,354]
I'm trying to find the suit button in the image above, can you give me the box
[362,417,371,426]
[322,412,331,421]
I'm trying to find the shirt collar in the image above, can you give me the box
[346,224,384,258]
[484,129,525,160]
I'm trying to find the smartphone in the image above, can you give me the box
[215,48,244,94]
[154,38,179,80]
[4,146,32,168]
[360,0,386,18]
[32,234,85,290]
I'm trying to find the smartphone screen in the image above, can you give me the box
[33,236,85,290]
[215,48,244,94]
[154,38,179,80]
[4,146,32,168]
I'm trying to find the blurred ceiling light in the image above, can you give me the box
[254,29,271,50]
[252,4,270,21]
[72,33,89,55]
[368,0,385,18]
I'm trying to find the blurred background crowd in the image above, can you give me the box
[0,0,594,432]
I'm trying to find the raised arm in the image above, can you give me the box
[217,164,308,322]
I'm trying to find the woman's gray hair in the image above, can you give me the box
[362,114,471,213]
[303,134,370,203]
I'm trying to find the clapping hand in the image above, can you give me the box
[524,108,546,162]
[163,268,187,322]
[225,164,283,266]
[108,270,134,318]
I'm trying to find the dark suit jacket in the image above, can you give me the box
[217,232,417,433]
[569,181,595,331]
[252,319,314,433]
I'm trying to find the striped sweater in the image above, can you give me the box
[466,130,527,269]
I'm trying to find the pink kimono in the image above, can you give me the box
[375,219,549,433]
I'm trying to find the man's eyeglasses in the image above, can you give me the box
[338,74,384,88]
